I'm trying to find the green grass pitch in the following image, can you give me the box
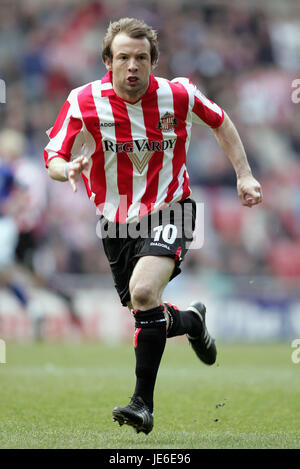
[0,340,299,449]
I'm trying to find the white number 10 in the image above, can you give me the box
[153,224,177,244]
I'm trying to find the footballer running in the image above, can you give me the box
[44,17,262,435]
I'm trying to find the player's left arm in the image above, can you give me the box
[212,111,262,207]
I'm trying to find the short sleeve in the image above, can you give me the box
[192,86,224,129]
[171,77,224,129]
[44,91,84,168]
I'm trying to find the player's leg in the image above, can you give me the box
[129,257,210,339]
[111,199,216,432]
[129,255,172,411]
[113,255,174,434]
[129,254,173,309]
[128,255,216,410]
[113,254,215,434]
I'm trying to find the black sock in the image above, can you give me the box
[132,305,167,413]
[165,302,203,339]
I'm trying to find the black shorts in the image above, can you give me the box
[100,198,196,306]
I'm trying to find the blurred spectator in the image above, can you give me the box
[0,127,83,333]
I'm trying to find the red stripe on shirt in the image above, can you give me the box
[108,96,133,223]
[77,84,106,207]
[49,100,70,139]
[44,149,49,167]
[139,93,164,218]
[45,113,82,168]
[81,173,92,199]
[44,149,70,168]
[59,115,83,160]
[192,96,224,129]
[180,168,190,201]
[165,82,190,204]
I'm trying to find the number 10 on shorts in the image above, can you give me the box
[153,224,178,244]
[0,339,6,363]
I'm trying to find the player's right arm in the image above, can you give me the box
[48,156,89,193]
[44,90,88,192]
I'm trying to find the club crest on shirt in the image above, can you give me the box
[157,112,177,132]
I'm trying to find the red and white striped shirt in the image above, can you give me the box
[44,71,224,223]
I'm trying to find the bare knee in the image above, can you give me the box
[130,283,159,310]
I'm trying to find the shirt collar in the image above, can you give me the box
[100,71,159,101]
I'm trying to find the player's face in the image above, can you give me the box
[105,33,153,102]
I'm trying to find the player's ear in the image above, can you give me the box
[151,59,158,71]
[104,56,112,71]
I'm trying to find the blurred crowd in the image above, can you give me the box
[1,0,300,295]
